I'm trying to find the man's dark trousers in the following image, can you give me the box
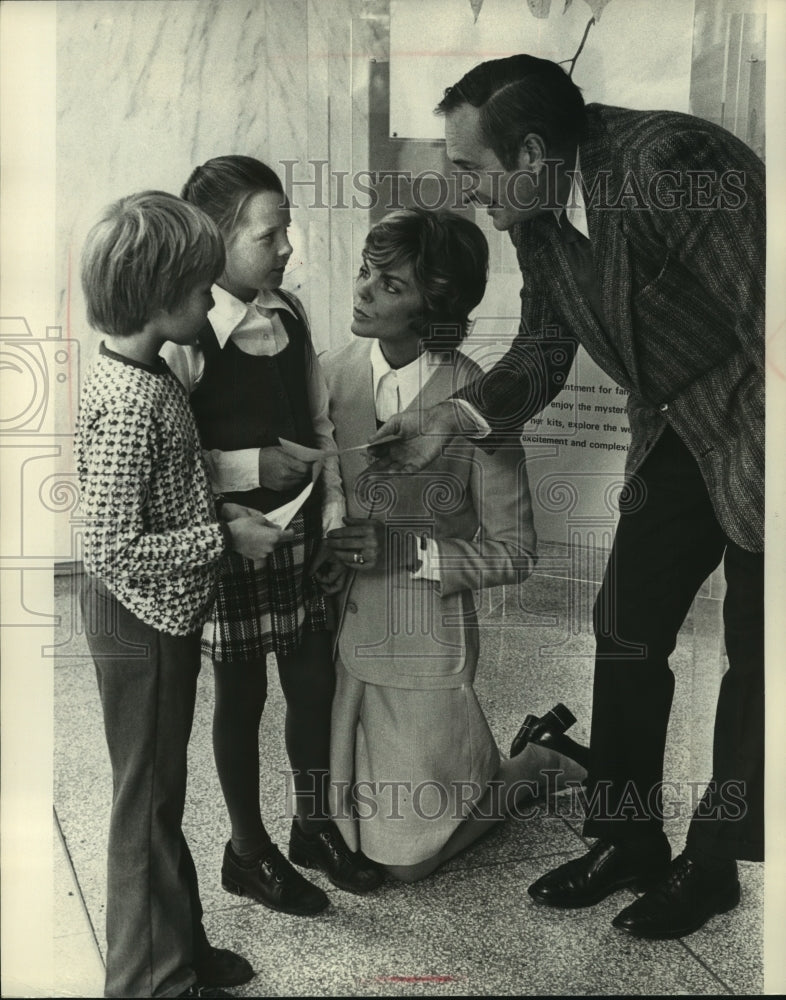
[583,425,764,861]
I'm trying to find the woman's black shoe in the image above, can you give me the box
[221,840,329,916]
[288,819,384,894]
[510,703,590,770]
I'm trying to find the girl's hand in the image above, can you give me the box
[310,540,347,594]
[227,517,293,560]
[258,446,312,491]
[220,501,273,524]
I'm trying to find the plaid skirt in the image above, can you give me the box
[202,508,328,662]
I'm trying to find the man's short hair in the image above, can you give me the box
[363,208,489,348]
[81,190,225,337]
[436,54,586,169]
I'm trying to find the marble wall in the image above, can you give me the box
[57,0,366,371]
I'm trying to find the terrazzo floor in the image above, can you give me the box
[49,547,766,997]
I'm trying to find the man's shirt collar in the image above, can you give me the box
[553,150,589,238]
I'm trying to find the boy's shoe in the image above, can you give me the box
[194,945,254,987]
[288,819,384,894]
[221,840,329,916]
[178,986,235,998]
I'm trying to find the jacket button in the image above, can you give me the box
[659,402,669,412]
[346,600,358,614]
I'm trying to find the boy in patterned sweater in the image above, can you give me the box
[76,192,290,999]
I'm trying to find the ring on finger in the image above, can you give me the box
[352,551,365,565]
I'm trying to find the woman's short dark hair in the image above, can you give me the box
[436,54,586,169]
[363,208,488,348]
[181,155,285,238]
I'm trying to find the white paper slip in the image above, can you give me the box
[278,434,402,462]
[257,451,317,532]
[278,438,327,463]
[250,479,315,568]
[263,479,315,531]
[357,432,401,450]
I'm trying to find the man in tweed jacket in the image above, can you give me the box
[371,54,764,940]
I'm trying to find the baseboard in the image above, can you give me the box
[55,560,83,577]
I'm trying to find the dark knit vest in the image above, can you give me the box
[190,292,319,515]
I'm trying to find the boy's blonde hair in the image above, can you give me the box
[81,190,225,337]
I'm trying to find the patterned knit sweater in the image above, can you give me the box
[75,342,227,635]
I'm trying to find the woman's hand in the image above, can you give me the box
[324,517,422,574]
[325,518,383,571]
[310,540,348,594]
[258,446,312,491]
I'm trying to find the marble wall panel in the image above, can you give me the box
[56,0,361,381]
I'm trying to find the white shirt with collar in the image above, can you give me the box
[369,340,442,583]
[558,150,589,237]
[162,285,346,534]
[370,338,442,423]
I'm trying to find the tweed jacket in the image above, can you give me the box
[460,104,765,552]
[323,338,537,689]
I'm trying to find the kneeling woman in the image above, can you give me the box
[322,209,586,883]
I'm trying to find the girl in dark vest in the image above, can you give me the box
[164,156,381,916]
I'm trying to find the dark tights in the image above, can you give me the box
[212,630,335,857]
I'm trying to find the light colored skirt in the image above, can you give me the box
[330,657,501,867]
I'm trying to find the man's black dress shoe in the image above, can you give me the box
[194,945,254,988]
[221,840,329,916]
[510,703,590,771]
[528,838,672,908]
[611,853,740,938]
[288,819,384,894]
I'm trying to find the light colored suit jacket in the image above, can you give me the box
[323,338,537,690]
[460,104,765,552]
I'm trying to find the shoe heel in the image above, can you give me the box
[221,876,247,898]
[510,705,582,760]
[548,703,578,733]
[715,881,741,914]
